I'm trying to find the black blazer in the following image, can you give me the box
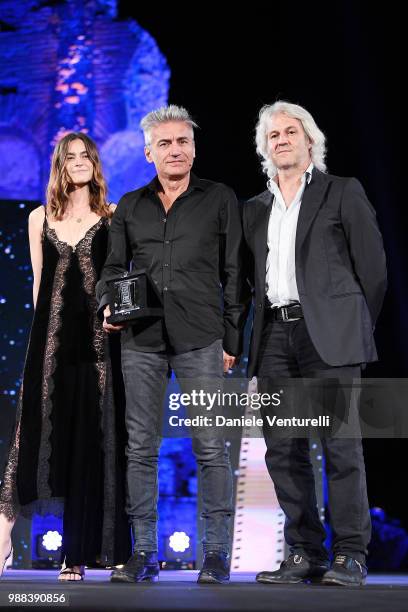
[243,168,387,377]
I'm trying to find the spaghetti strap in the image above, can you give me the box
[41,205,47,237]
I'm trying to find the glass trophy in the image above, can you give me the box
[106,269,163,325]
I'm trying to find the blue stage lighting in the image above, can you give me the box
[166,531,192,559]
[35,528,63,568]
[164,530,195,567]
[42,530,62,552]
[168,531,190,553]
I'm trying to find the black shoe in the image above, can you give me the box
[256,554,329,584]
[321,554,367,586]
[110,551,159,583]
[197,552,230,584]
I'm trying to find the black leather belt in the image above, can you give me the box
[264,302,303,322]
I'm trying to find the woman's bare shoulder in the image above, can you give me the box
[29,205,46,226]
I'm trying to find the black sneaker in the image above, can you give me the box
[197,552,230,584]
[321,554,367,586]
[256,554,329,584]
[110,551,159,583]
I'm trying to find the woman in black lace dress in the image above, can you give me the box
[0,133,130,580]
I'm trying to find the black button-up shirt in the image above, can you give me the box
[96,174,249,355]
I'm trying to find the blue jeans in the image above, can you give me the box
[121,339,233,554]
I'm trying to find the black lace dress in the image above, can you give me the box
[0,213,131,566]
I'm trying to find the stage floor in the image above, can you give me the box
[1,570,408,611]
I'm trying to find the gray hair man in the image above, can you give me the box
[243,100,387,586]
[97,105,249,584]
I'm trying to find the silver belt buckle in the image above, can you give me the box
[281,306,289,321]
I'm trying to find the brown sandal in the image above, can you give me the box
[58,562,85,581]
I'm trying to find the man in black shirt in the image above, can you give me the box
[96,105,249,584]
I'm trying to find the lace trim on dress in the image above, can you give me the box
[0,327,36,519]
[72,217,117,562]
[37,221,72,499]
[0,411,21,521]
[75,218,106,403]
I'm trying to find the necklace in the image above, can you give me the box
[68,210,90,224]
[65,210,91,248]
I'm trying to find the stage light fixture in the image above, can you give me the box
[168,531,190,553]
[42,530,62,552]
[34,530,63,568]
[164,531,195,565]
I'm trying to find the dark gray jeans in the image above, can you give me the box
[258,318,371,563]
[121,339,233,554]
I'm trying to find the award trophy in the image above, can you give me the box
[106,269,163,325]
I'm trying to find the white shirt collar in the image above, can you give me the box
[268,162,314,195]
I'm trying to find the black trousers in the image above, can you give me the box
[257,317,371,563]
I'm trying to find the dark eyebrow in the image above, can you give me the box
[67,150,88,156]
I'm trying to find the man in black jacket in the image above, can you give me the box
[243,101,387,586]
[97,105,249,584]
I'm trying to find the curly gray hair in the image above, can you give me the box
[255,101,327,179]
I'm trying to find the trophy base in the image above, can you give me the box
[107,307,164,325]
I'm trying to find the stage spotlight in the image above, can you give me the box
[42,530,62,552]
[168,531,190,553]
[164,531,194,567]
[34,530,62,568]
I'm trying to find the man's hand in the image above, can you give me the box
[102,305,125,333]
[223,351,236,373]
